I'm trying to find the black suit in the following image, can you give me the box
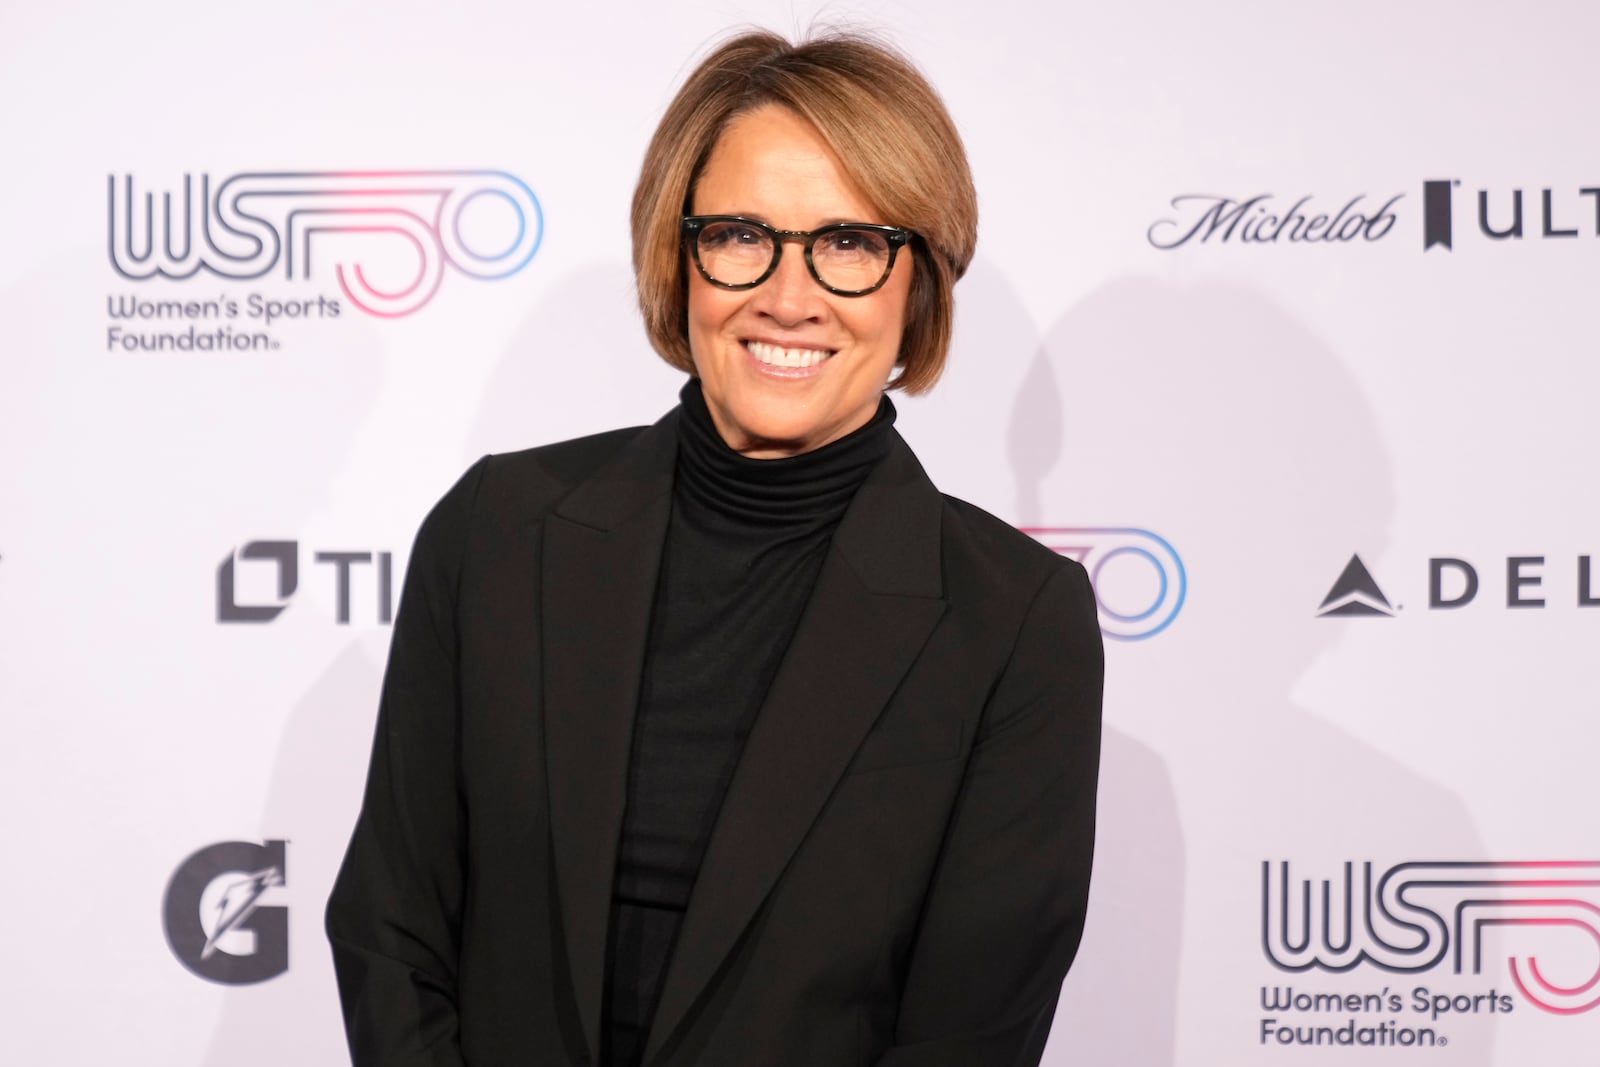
[326,407,1104,1067]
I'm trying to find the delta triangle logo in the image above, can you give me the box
[1317,554,1394,617]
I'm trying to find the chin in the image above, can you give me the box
[726,410,826,453]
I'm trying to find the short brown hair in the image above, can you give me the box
[631,29,978,394]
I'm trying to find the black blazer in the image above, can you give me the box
[326,408,1104,1067]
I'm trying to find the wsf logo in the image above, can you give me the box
[1024,527,1186,640]
[108,170,542,318]
[1263,860,1600,1015]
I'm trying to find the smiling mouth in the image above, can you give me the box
[745,339,835,369]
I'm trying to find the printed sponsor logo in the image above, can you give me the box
[1317,554,1394,618]
[1148,180,1600,254]
[1024,527,1186,640]
[218,540,394,624]
[1146,193,1403,249]
[1262,860,1600,1021]
[163,840,289,985]
[106,170,542,350]
[1317,552,1600,616]
[1423,179,1600,250]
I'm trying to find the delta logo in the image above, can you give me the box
[1316,552,1600,617]
[1316,555,1394,617]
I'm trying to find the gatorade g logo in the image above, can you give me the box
[163,840,288,984]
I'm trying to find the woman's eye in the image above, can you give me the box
[704,223,766,247]
[819,229,886,256]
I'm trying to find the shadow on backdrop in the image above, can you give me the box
[208,261,672,1066]
[203,641,388,1066]
[464,261,682,463]
[930,263,1183,1067]
[1018,278,1489,1065]
[196,315,388,1065]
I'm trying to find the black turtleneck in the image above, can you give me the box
[602,380,896,1067]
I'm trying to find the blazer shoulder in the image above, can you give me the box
[937,492,1087,595]
[406,425,651,578]
[471,425,649,522]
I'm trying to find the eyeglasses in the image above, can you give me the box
[682,215,915,297]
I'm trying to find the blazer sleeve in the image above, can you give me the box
[325,458,488,1067]
[873,561,1105,1067]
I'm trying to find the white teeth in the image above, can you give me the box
[747,340,832,368]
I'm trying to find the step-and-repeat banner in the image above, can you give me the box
[3,1,1596,1064]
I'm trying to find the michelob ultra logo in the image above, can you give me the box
[108,170,542,316]
[1263,860,1600,1015]
[1023,527,1186,640]
[1146,193,1402,248]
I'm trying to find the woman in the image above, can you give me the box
[327,29,1103,1067]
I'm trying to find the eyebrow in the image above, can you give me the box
[716,212,883,230]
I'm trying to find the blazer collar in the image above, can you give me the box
[551,409,681,532]
[541,411,678,1065]
[539,405,947,1064]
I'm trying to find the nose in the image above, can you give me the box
[751,242,825,326]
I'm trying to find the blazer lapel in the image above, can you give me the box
[542,412,678,1063]
[644,433,948,1064]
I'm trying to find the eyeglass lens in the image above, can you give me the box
[695,220,894,292]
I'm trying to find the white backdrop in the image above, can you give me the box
[3,1,1597,1064]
